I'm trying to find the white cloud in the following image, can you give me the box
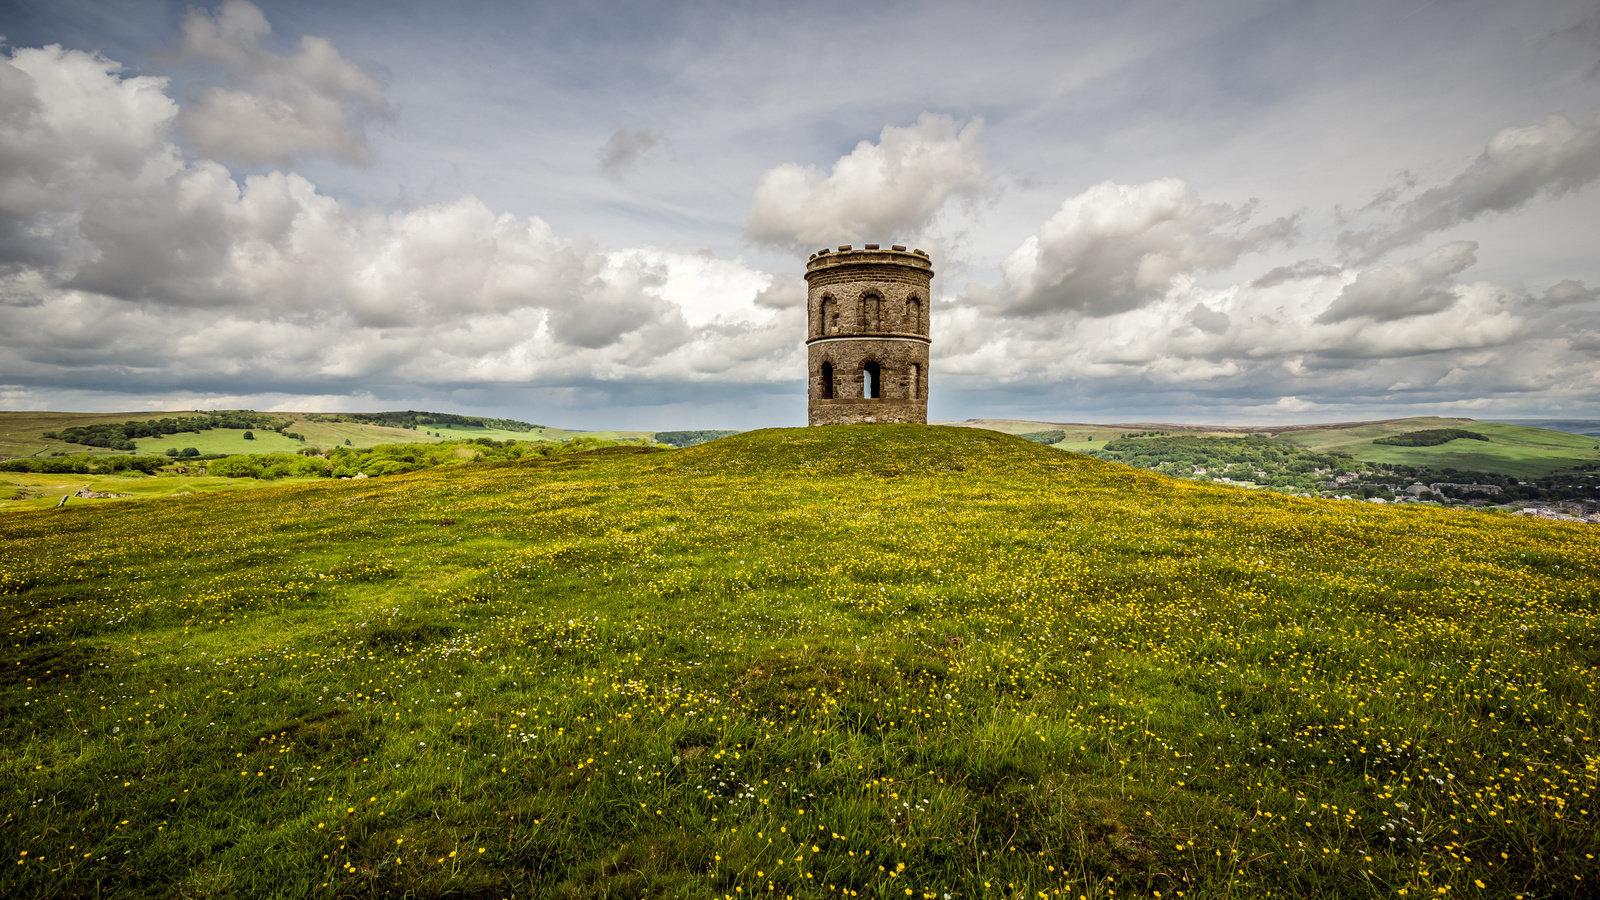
[172,0,389,167]
[606,247,775,327]
[0,45,180,270]
[1339,114,1600,263]
[0,38,796,406]
[994,178,1296,317]
[1315,241,1478,324]
[743,113,987,249]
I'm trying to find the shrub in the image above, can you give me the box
[1374,428,1490,446]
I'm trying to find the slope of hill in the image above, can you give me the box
[1,426,1595,897]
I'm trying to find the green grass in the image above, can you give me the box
[135,428,306,457]
[1,426,1596,898]
[0,471,325,513]
[1276,418,1600,477]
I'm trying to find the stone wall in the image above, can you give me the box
[804,245,933,426]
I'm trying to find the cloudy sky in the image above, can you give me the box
[3,0,1599,428]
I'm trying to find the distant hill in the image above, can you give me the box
[1489,418,1600,437]
[0,410,656,460]
[942,415,1600,479]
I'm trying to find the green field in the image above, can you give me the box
[2,426,1595,898]
[0,411,215,459]
[134,428,307,457]
[1276,417,1600,477]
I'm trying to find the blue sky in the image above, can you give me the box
[2,0,1598,428]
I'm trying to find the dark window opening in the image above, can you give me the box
[820,361,834,400]
[862,361,881,399]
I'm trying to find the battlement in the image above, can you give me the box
[806,244,933,276]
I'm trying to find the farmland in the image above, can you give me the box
[1275,420,1600,479]
[1,426,1596,898]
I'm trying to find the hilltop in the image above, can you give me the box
[1,426,1596,898]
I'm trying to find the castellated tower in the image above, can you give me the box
[805,244,932,426]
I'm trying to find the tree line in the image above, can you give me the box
[304,411,542,432]
[43,413,297,450]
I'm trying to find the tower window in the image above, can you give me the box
[860,293,881,330]
[820,361,834,400]
[862,361,881,399]
[822,296,839,334]
[906,296,922,331]
[909,363,920,400]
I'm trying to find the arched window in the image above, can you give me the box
[909,363,920,400]
[820,361,834,400]
[862,361,881,399]
[860,293,881,331]
[905,296,922,332]
[821,296,839,334]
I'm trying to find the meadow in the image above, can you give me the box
[0,471,323,514]
[1,426,1596,899]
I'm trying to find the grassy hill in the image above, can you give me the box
[1,426,1596,898]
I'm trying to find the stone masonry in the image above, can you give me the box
[805,244,932,426]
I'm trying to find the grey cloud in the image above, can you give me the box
[1185,304,1229,335]
[172,1,389,168]
[545,262,675,349]
[1316,241,1478,324]
[1338,115,1600,263]
[1540,279,1598,307]
[997,178,1297,318]
[597,127,663,181]
[752,272,805,309]
[1251,258,1340,289]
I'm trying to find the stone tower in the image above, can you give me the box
[805,244,932,426]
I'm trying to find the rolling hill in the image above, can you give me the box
[0,411,659,460]
[943,415,1600,478]
[2,426,1594,897]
